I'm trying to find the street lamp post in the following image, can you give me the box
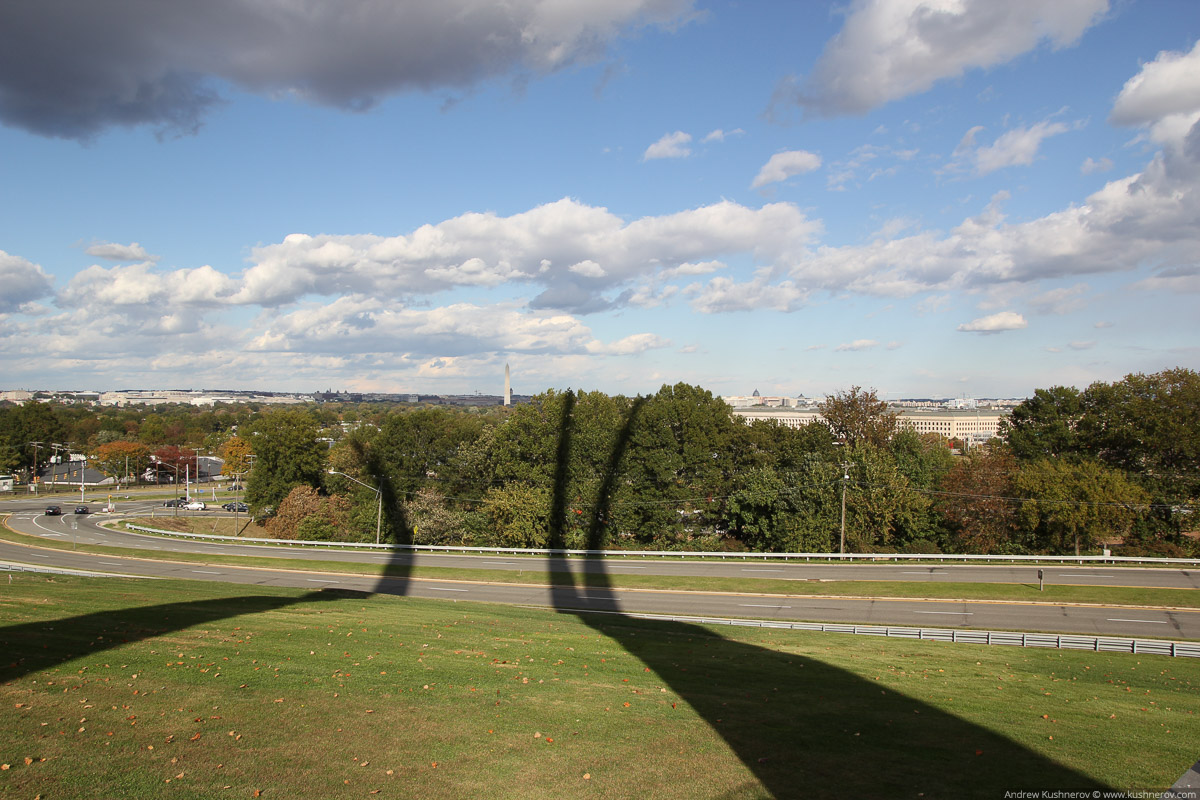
[328,470,382,545]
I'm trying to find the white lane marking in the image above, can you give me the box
[610,565,646,569]
[913,610,973,615]
[306,578,338,583]
[484,561,515,565]
[429,587,468,592]
[1106,618,1167,624]
[99,562,124,566]
[902,571,947,574]
[191,570,222,574]
[740,603,792,608]
[40,532,66,538]
[742,568,785,572]
[1065,574,1115,578]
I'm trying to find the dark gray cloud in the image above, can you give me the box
[0,0,693,140]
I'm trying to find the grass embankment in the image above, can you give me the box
[5,521,1200,613]
[1,576,1198,799]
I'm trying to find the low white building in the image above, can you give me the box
[731,406,1006,445]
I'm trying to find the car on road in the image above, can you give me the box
[221,501,249,513]
[74,505,89,514]
[44,505,61,516]
[183,501,207,511]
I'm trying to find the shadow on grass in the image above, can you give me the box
[0,394,1106,798]
[543,390,1102,798]
[0,593,337,684]
[0,437,416,685]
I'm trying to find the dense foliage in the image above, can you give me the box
[2,368,1196,555]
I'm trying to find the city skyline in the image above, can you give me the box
[2,1,1199,400]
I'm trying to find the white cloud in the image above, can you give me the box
[702,128,744,143]
[826,144,917,190]
[951,119,1076,175]
[233,198,821,313]
[686,276,809,313]
[586,332,671,355]
[956,311,1027,333]
[1081,156,1112,174]
[246,297,605,358]
[0,250,55,313]
[835,339,880,351]
[84,241,157,262]
[1110,39,1200,127]
[784,0,1108,116]
[59,262,238,309]
[643,131,693,160]
[1028,283,1089,315]
[751,149,822,188]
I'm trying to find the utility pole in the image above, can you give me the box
[839,462,851,555]
[28,441,43,493]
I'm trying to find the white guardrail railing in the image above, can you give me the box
[121,524,1200,566]
[609,612,1200,658]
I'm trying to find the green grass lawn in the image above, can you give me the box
[1,575,1198,799]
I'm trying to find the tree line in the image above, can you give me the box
[1,369,1195,556]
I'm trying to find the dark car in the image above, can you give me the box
[221,501,249,513]
[44,505,61,516]
[162,498,182,507]
[74,505,89,514]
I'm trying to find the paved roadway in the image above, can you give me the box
[3,498,1199,639]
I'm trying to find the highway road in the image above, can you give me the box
[3,497,1200,639]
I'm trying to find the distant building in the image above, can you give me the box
[731,406,1006,446]
[721,394,817,409]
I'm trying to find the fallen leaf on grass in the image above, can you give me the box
[583,773,591,780]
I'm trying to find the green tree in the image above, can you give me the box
[621,383,736,546]
[1001,386,1084,460]
[0,401,67,473]
[1077,368,1200,528]
[819,386,898,448]
[482,483,552,548]
[244,409,326,514]
[1013,458,1149,555]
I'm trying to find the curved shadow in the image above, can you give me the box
[0,396,1108,796]
[0,593,338,684]
[543,390,1102,797]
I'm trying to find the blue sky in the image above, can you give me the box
[2,0,1199,400]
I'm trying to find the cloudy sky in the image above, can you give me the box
[1,0,1198,400]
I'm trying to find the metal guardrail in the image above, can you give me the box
[609,611,1200,658]
[120,524,1200,567]
[0,561,151,579]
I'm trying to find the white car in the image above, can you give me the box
[183,501,207,511]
